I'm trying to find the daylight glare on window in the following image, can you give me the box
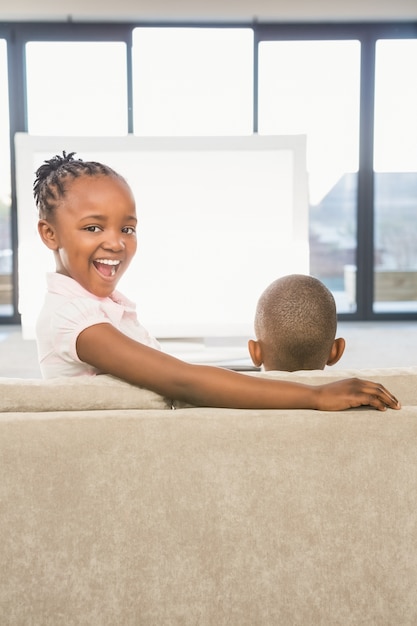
[258,39,361,312]
[0,38,13,314]
[258,40,360,206]
[373,39,417,312]
[0,40,10,205]
[132,27,253,136]
[25,41,128,135]
[374,39,417,173]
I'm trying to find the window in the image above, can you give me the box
[0,38,13,316]
[2,22,417,327]
[258,39,361,313]
[25,41,128,135]
[373,39,417,312]
[132,27,253,135]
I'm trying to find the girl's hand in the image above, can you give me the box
[315,378,401,411]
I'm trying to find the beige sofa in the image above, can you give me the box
[1,367,417,626]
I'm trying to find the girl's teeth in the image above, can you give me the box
[96,259,119,265]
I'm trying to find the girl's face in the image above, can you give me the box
[38,174,138,298]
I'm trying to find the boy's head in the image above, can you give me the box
[248,274,345,372]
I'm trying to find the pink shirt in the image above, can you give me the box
[36,272,161,379]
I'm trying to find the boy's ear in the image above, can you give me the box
[248,339,264,368]
[326,337,346,367]
[38,219,59,250]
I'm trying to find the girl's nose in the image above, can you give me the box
[102,231,125,251]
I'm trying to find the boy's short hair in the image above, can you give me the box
[254,274,337,371]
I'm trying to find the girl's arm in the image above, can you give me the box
[76,323,400,412]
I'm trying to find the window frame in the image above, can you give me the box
[1,19,417,324]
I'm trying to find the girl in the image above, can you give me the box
[34,152,400,411]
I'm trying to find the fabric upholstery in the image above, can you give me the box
[1,368,417,625]
[0,374,171,411]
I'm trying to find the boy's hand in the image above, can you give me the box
[315,378,401,411]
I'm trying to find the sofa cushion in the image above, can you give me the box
[0,375,172,412]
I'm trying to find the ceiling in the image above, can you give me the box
[1,0,416,23]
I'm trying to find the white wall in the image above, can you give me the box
[0,0,416,23]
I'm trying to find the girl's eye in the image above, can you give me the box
[84,226,101,233]
[122,226,136,235]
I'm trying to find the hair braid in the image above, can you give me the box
[33,151,122,217]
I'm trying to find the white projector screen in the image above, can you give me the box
[15,133,309,340]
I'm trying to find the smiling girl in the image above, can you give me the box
[33,152,400,411]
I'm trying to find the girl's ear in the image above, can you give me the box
[38,219,59,250]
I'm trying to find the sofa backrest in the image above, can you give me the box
[0,374,172,412]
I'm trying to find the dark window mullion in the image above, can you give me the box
[356,30,376,319]
[125,28,134,134]
[253,29,259,133]
[7,27,26,323]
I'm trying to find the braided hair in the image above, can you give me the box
[33,151,123,218]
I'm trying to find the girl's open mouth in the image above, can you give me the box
[93,259,121,277]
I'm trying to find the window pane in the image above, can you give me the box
[0,39,13,316]
[374,39,417,313]
[25,42,128,135]
[258,40,361,313]
[132,27,253,135]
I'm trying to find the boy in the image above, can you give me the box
[248,274,346,372]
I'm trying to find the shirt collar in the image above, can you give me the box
[45,272,136,312]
